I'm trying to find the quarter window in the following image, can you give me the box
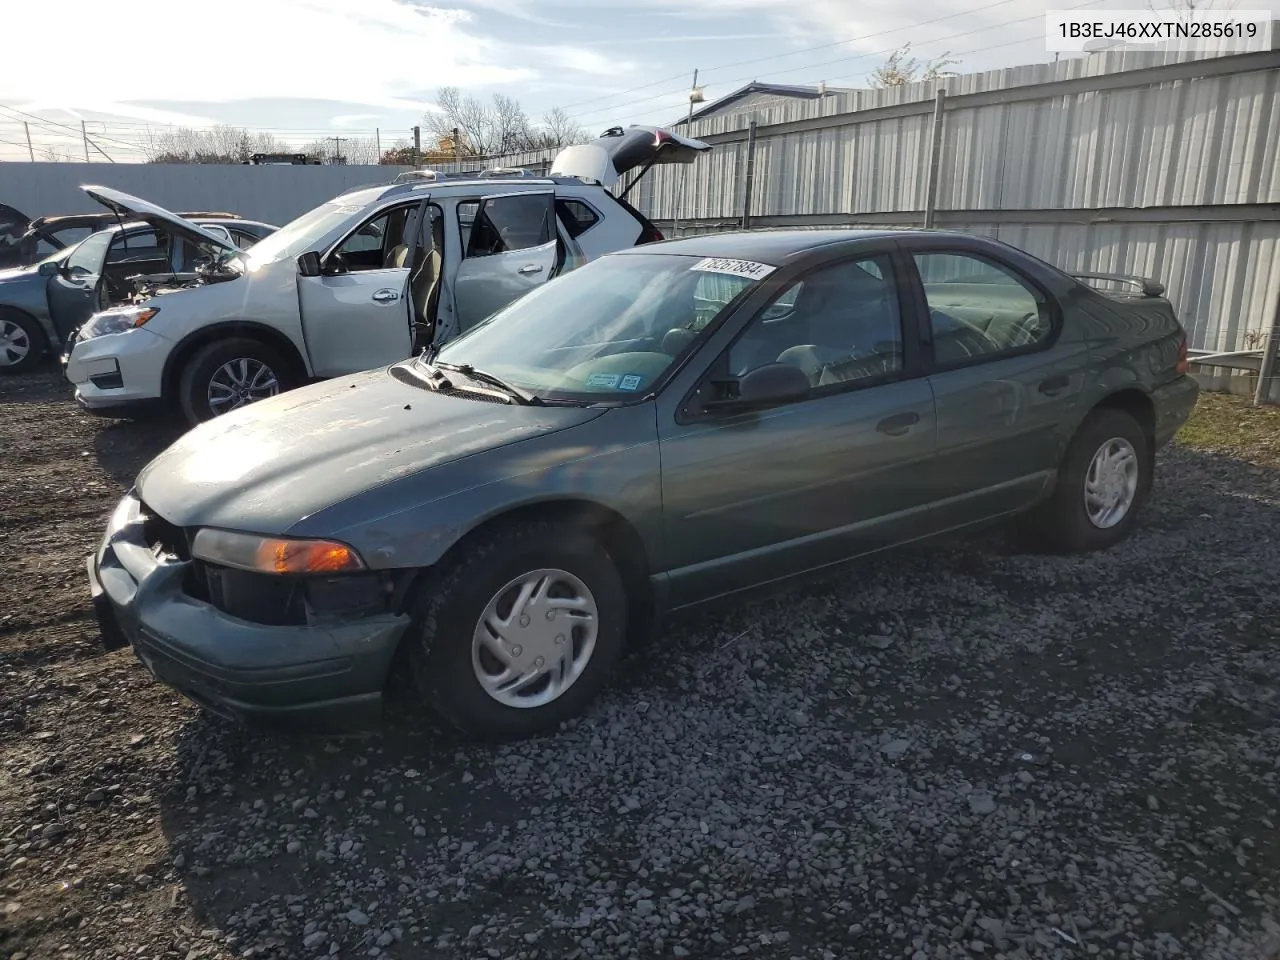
[727,254,904,389]
[555,198,600,238]
[914,252,1052,366]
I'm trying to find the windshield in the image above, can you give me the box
[35,240,78,266]
[430,252,763,400]
[240,199,368,266]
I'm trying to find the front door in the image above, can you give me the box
[45,229,114,340]
[452,191,558,334]
[298,201,422,377]
[657,250,939,608]
[903,245,1089,526]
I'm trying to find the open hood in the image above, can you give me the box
[550,125,711,189]
[81,185,240,255]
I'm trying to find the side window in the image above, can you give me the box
[555,198,600,239]
[727,254,903,389]
[463,194,553,258]
[333,204,414,271]
[49,226,92,249]
[107,230,169,263]
[913,252,1052,366]
[64,231,113,274]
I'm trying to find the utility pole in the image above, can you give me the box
[412,125,422,166]
[326,136,349,164]
[375,127,381,162]
[23,121,33,161]
[671,69,703,238]
[453,126,461,169]
[81,120,90,162]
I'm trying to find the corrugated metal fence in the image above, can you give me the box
[436,37,1280,357]
[0,163,413,228]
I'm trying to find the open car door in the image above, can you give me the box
[549,125,711,190]
[0,203,33,270]
[452,191,558,335]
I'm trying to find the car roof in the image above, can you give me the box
[332,176,594,208]
[611,228,993,265]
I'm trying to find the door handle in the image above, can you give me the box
[876,411,921,436]
[1038,374,1070,396]
[371,288,399,303]
[517,264,544,276]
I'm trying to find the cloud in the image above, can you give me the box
[330,113,385,126]
[0,0,534,112]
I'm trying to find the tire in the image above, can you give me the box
[0,309,46,375]
[177,337,291,425]
[407,519,629,740]
[1016,407,1152,554]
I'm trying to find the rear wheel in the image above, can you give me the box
[0,309,45,374]
[1017,407,1151,553]
[407,519,628,740]
[178,337,290,425]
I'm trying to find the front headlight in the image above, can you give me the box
[191,528,366,575]
[78,306,158,341]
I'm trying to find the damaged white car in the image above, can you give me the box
[63,125,710,425]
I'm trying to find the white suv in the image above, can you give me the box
[64,125,709,425]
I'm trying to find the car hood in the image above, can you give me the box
[82,185,240,256]
[135,365,607,534]
[550,125,711,188]
[0,262,40,284]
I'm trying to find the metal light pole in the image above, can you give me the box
[671,70,703,238]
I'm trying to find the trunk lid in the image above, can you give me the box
[550,125,711,189]
[81,185,240,256]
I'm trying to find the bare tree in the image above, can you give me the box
[869,43,960,88]
[298,136,381,165]
[1146,0,1239,12]
[530,106,589,150]
[424,88,588,157]
[144,124,289,163]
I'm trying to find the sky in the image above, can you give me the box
[0,0,1266,162]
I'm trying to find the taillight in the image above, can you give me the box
[637,225,664,245]
[1176,334,1189,375]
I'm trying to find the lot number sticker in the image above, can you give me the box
[690,257,776,281]
[586,373,621,388]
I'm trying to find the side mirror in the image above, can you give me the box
[703,362,810,414]
[37,260,61,278]
[296,251,322,278]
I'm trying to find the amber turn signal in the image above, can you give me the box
[191,528,366,575]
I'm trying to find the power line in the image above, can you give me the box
[568,0,1107,126]
[0,105,145,153]
[556,0,1019,116]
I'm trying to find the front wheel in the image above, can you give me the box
[407,520,628,740]
[178,337,290,425]
[0,309,45,375]
[1017,407,1151,553]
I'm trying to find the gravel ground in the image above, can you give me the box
[2,372,1278,960]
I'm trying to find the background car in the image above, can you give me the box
[63,125,711,425]
[86,228,1199,741]
[0,200,264,270]
[0,213,276,374]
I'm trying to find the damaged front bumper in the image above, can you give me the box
[87,493,411,731]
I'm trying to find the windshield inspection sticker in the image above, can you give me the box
[691,257,776,281]
[586,373,621,388]
[619,374,642,391]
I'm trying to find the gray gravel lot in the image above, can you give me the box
[2,372,1279,960]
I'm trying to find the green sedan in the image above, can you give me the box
[86,229,1199,739]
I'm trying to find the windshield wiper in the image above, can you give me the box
[435,362,541,406]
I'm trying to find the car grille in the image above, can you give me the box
[138,500,190,561]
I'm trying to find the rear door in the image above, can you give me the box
[901,241,1089,525]
[452,191,558,334]
[297,200,423,376]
